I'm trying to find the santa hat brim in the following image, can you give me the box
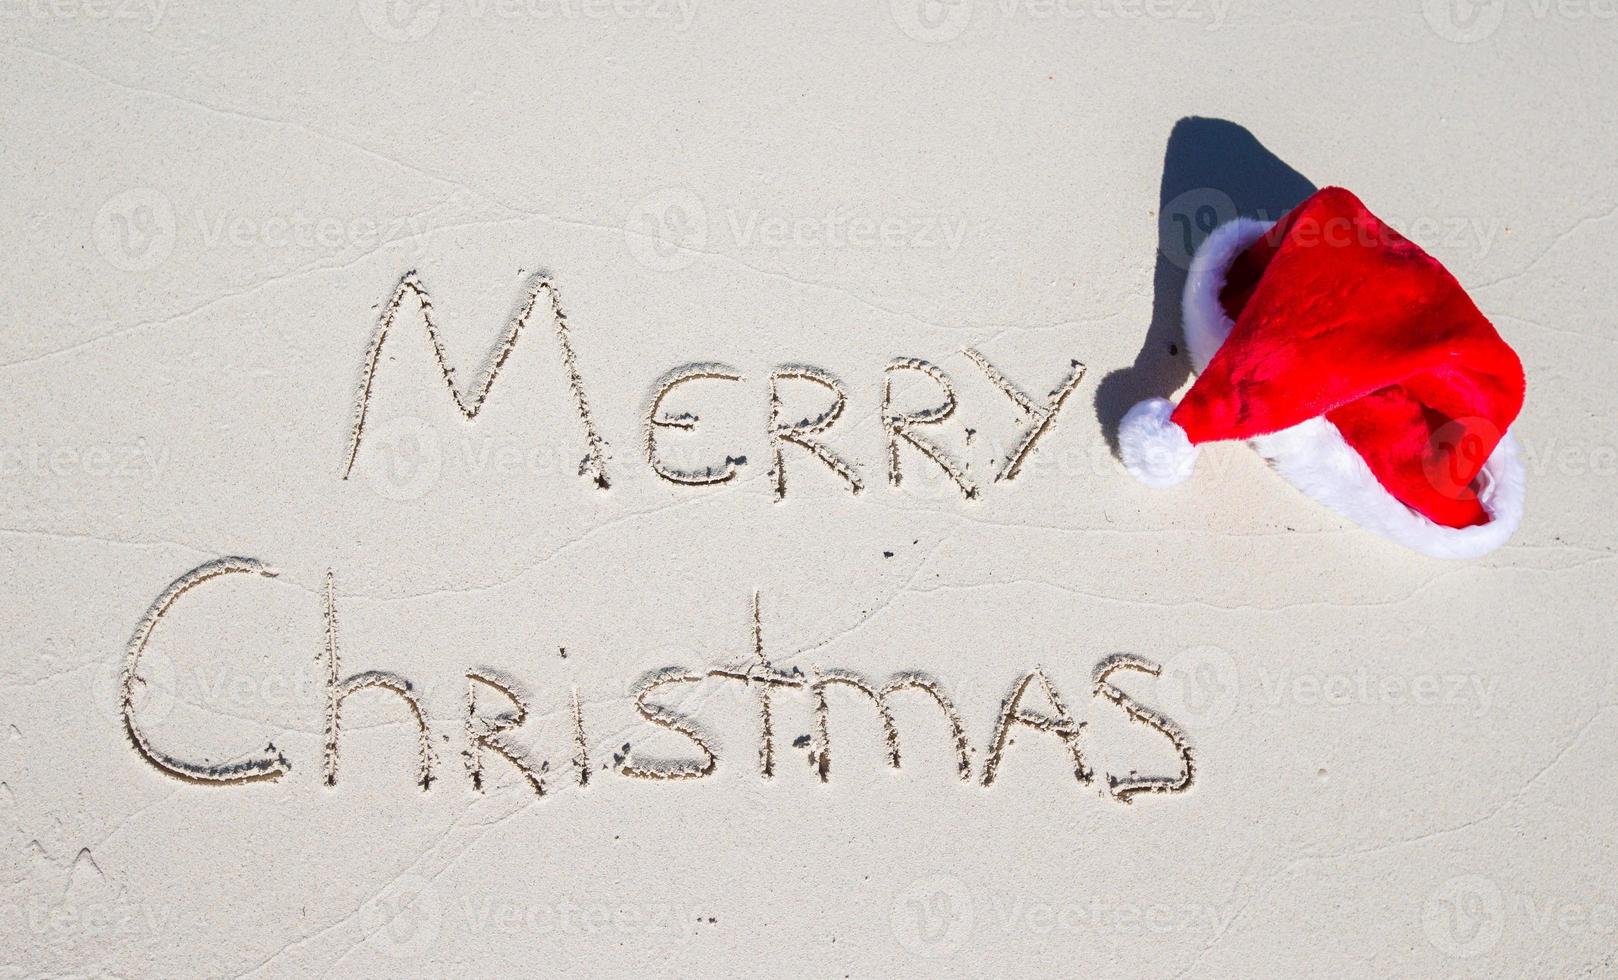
[1121,218,1525,560]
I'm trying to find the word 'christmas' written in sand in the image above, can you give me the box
[120,559,1195,805]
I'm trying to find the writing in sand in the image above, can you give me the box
[120,559,1197,806]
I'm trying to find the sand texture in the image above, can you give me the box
[2,2,1615,976]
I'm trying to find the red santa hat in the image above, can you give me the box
[1119,187,1526,559]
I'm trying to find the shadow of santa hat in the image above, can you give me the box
[1119,187,1526,559]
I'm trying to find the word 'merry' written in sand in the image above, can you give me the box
[341,273,1087,501]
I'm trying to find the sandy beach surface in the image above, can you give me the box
[2,2,1615,975]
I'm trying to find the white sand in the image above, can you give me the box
[2,2,1616,975]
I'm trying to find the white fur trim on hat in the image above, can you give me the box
[1119,216,1526,559]
[1119,397,1199,488]
[1252,419,1525,560]
[1183,217,1274,373]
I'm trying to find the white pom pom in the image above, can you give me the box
[1119,398,1200,488]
